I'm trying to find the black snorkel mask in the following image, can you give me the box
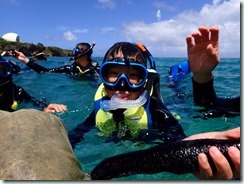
[71,41,96,61]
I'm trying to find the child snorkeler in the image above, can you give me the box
[68,42,186,147]
[68,41,239,180]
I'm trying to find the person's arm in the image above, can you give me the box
[14,84,67,113]
[9,50,72,74]
[26,58,73,74]
[68,110,96,149]
[184,127,240,180]
[186,26,220,84]
[192,77,217,108]
[187,26,240,115]
[186,26,219,105]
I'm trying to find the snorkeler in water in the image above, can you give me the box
[8,42,100,79]
[0,59,67,112]
[186,26,240,119]
[0,54,21,74]
[68,41,239,180]
[68,42,186,148]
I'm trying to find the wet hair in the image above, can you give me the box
[103,42,146,66]
[74,42,93,61]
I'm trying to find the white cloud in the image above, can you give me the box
[63,31,77,41]
[122,0,240,57]
[99,27,115,34]
[152,1,176,11]
[73,29,89,33]
[156,10,161,21]
[97,0,116,9]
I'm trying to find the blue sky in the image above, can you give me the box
[0,0,240,57]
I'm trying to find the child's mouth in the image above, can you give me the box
[112,94,128,101]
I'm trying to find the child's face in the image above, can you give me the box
[105,65,143,100]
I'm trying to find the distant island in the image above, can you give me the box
[0,38,72,57]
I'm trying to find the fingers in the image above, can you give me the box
[196,146,237,180]
[6,49,16,56]
[191,31,202,44]
[209,27,219,43]
[225,127,240,139]
[228,146,240,179]
[54,104,67,112]
[45,104,67,113]
[186,26,219,46]
[198,27,210,42]
[186,35,194,48]
[197,153,213,179]
[209,146,233,179]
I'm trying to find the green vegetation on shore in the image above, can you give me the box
[0,38,72,57]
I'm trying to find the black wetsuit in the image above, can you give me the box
[1,59,21,74]
[192,78,240,119]
[9,60,21,74]
[26,58,100,78]
[68,73,186,149]
[0,81,48,112]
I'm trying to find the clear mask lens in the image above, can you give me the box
[100,61,148,91]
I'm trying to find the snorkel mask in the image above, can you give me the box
[72,41,96,60]
[100,60,148,92]
[99,42,157,110]
[100,60,150,110]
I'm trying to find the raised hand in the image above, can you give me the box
[186,26,220,83]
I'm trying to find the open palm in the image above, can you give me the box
[186,27,220,82]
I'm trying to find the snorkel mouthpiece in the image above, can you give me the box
[100,90,148,111]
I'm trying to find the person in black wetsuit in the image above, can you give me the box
[185,26,240,180]
[0,60,67,113]
[0,55,21,74]
[68,42,186,147]
[8,42,100,79]
[186,26,240,118]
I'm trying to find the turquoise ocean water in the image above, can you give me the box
[7,56,240,180]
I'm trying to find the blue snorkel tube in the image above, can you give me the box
[168,60,191,83]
